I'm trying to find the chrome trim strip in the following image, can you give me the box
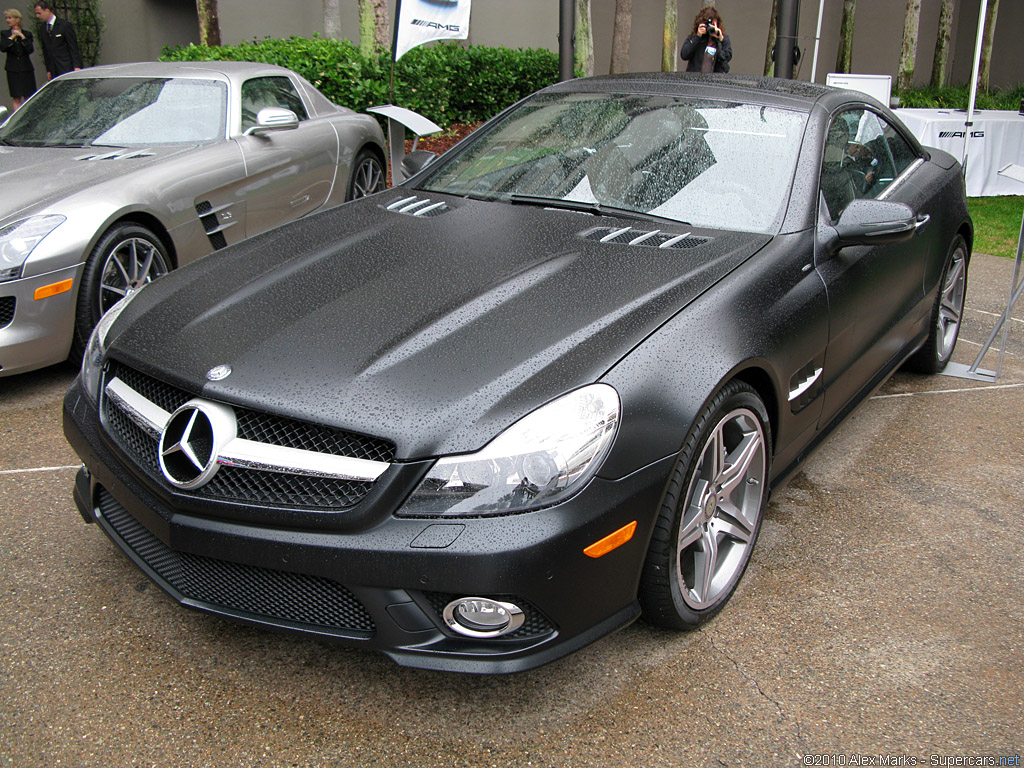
[788,367,823,402]
[659,233,692,248]
[413,201,447,216]
[217,438,390,482]
[105,377,391,482]
[600,227,633,242]
[204,220,239,235]
[877,158,924,201]
[105,377,170,438]
[629,230,661,245]
[387,196,419,210]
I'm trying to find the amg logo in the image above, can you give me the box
[938,130,985,138]
[412,19,462,32]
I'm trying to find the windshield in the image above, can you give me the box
[418,92,808,233]
[0,77,227,147]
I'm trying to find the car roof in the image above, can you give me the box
[55,61,298,85]
[542,73,870,112]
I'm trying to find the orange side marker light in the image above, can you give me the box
[584,520,638,558]
[33,279,74,301]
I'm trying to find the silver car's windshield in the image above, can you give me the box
[0,77,227,148]
[418,92,808,233]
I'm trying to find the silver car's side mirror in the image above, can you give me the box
[244,107,299,136]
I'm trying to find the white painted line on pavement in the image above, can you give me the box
[873,382,1024,400]
[0,465,81,476]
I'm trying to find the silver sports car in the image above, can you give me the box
[0,61,387,376]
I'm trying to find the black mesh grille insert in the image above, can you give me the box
[0,296,14,328]
[100,361,393,510]
[97,488,375,635]
[423,592,556,640]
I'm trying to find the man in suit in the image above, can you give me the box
[33,1,81,80]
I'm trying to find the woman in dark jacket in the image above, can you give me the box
[2,8,37,110]
[680,6,732,74]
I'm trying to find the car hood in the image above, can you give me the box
[108,192,771,459]
[0,144,196,220]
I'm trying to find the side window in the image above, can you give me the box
[240,76,309,132]
[819,108,922,220]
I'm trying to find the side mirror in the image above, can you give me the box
[243,107,299,136]
[401,150,438,179]
[833,199,918,248]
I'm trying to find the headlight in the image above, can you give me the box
[0,215,66,282]
[399,384,620,518]
[81,290,139,402]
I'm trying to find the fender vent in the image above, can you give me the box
[581,226,709,250]
[195,200,233,250]
[386,196,450,218]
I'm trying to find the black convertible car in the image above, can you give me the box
[64,74,971,673]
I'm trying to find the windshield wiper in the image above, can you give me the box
[507,194,688,226]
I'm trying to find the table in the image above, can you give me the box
[895,108,1024,197]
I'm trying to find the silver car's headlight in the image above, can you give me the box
[0,215,66,282]
[399,384,620,518]
[81,290,140,402]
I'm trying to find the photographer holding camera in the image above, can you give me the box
[681,6,732,73]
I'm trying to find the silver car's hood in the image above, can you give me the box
[0,144,197,221]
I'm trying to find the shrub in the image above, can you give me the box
[161,37,560,126]
[898,83,1024,111]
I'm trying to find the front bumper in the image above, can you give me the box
[64,379,673,673]
[0,263,81,376]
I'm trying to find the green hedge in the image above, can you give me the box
[161,37,560,126]
[898,83,1024,111]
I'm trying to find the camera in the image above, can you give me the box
[703,19,719,34]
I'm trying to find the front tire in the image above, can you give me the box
[72,223,171,358]
[906,234,968,374]
[640,380,771,630]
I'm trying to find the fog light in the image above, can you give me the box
[442,597,525,638]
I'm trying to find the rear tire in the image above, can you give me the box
[906,234,968,374]
[347,149,385,200]
[640,380,771,630]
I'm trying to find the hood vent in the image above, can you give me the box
[581,226,709,250]
[386,195,450,218]
[76,148,156,162]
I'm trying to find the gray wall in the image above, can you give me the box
[4,1,1021,111]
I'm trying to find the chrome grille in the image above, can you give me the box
[97,488,375,635]
[101,361,394,510]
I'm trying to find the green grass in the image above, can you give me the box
[967,196,1024,258]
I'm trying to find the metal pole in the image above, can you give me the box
[809,0,825,83]
[962,0,988,176]
[558,0,575,82]
[775,0,800,80]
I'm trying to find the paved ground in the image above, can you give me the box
[1,253,1022,768]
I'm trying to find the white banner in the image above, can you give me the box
[394,0,472,61]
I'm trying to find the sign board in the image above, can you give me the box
[826,73,893,107]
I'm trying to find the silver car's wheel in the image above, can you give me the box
[347,149,386,200]
[72,223,172,359]
[640,380,770,629]
[97,235,171,315]
[906,234,969,374]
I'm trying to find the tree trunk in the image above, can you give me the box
[896,0,922,93]
[834,0,856,74]
[359,0,390,56]
[929,0,954,88]
[661,0,677,72]
[763,0,778,76]
[609,0,632,74]
[196,0,221,47]
[575,0,594,77]
[978,0,1000,94]
[324,0,342,40]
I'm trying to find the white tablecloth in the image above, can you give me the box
[895,108,1024,197]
